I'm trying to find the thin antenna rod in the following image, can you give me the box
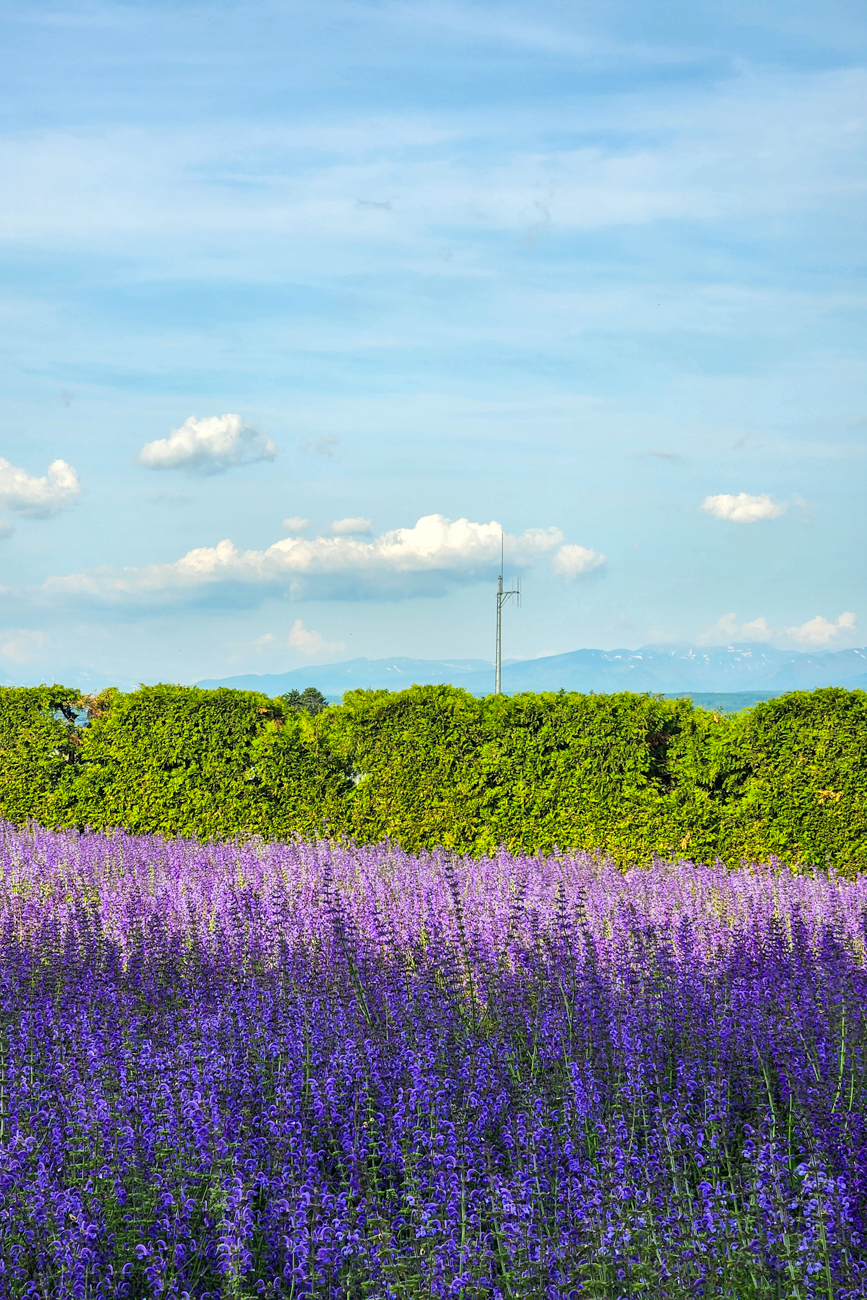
[495,529,520,695]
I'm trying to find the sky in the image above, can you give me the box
[1,0,865,687]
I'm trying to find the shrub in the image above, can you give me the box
[1,680,865,869]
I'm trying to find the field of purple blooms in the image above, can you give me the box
[1,823,867,1298]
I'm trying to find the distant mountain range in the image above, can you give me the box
[197,643,867,699]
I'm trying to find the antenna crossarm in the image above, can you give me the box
[494,560,521,695]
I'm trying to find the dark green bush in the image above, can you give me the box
[722,688,867,872]
[1,681,865,870]
[324,686,695,861]
[49,684,350,838]
[0,686,81,825]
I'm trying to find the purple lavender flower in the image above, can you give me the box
[0,821,865,1296]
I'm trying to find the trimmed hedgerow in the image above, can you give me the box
[1,681,865,870]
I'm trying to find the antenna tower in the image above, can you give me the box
[495,532,521,695]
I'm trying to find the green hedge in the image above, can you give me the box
[1,682,865,871]
[718,688,867,869]
[61,684,352,838]
[324,686,694,860]
[0,685,81,826]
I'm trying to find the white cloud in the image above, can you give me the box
[41,514,564,604]
[702,492,786,523]
[287,619,346,659]
[551,544,606,580]
[138,414,278,474]
[0,629,48,663]
[703,613,773,643]
[702,611,858,647]
[0,458,81,519]
[282,517,310,533]
[332,516,372,534]
[787,611,857,646]
[522,527,567,552]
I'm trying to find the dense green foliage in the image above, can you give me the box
[1,681,865,870]
[1,684,350,839]
[0,685,81,826]
[721,687,867,868]
[325,686,693,859]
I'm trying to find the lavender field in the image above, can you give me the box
[2,824,867,1298]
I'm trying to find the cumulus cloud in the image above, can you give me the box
[551,544,606,580]
[787,611,857,646]
[0,629,48,663]
[288,619,346,659]
[0,458,81,519]
[332,516,372,534]
[702,611,857,647]
[138,414,278,474]
[282,517,310,533]
[41,514,565,605]
[702,492,786,523]
[703,612,773,643]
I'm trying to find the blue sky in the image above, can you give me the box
[1,0,865,686]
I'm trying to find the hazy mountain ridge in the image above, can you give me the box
[197,644,867,698]
[6,645,865,698]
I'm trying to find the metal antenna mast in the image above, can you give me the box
[495,532,521,695]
